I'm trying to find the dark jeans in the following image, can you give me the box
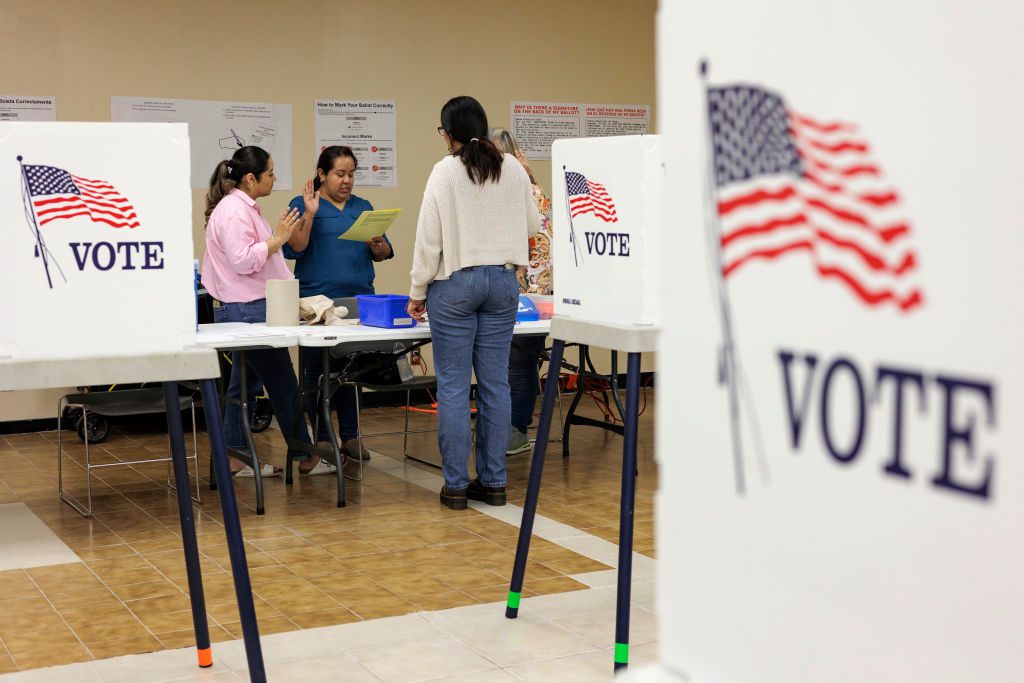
[213,299,312,457]
[509,335,544,434]
[301,347,360,443]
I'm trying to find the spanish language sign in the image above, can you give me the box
[510,101,650,159]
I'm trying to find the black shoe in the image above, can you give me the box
[440,485,468,510]
[467,478,507,506]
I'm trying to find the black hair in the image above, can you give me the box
[205,146,271,223]
[313,145,359,192]
[440,96,503,185]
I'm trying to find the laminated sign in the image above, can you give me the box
[0,122,196,359]
[550,135,663,327]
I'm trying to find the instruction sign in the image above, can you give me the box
[510,101,650,159]
[315,100,397,188]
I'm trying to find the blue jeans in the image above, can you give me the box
[214,299,312,457]
[427,266,518,490]
[509,336,544,434]
[302,347,360,442]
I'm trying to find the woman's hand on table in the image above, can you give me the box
[407,298,427,323]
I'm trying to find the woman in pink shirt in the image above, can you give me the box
[202,146,335,477]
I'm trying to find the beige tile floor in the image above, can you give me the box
[0,392,656,677]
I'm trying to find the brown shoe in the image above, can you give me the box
[440,485,468,510]
[342,455,362,481]
[467,478,506,506]
[343,438,371,461]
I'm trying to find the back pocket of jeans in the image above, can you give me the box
[500,268,519,305]
[437,271,471,305]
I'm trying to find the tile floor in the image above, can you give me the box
[0,392,657,680]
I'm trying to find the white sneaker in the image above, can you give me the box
[300,459,338,476]
[233,463,282,478]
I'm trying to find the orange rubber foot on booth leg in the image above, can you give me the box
[197,647,213,668]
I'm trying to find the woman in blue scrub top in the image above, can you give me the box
[285,145,394,464]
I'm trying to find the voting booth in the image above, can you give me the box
[0,122,196,360]
[551,135,663,327]
[653,0,1024,681]
[505,134,663,673]
[0,122,267,678]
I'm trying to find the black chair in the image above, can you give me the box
[57,387,201,516]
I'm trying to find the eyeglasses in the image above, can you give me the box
[437,127,445,136]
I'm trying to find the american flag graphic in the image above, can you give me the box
[565,171,618,223]
[709,85,923,311]
[23,165,139,229]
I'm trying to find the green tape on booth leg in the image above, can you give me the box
[614,643,629,664]
[507,591,522,609]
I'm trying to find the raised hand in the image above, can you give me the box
[515,149,534,180]
[302,178,320,215]
[275,207,301,244]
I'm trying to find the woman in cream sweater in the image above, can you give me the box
[407,96,541,510]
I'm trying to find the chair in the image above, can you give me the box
[57,386,201,516]
[326,297,439,474]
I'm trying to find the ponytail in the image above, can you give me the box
[440,96,503,185]
[204,160,235,224]
[204,145,270,224]
[454,137,503,185]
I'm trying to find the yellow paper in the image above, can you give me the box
[338,208,401,241]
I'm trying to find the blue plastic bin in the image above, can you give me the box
[355,294,417,328]
[516,295,540,322]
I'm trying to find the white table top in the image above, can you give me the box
[194,320,552,349]
[549,316,659,353]
[0,347,222,392]
[195,323,297,350]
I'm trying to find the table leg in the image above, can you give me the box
[236,350,266,515]
[613,352,642,672]
[561,344,586,458]
[287,348,305,486]
[506,338,566,618]
[322,347,346,507]
[200,379,266,682]
[162,382,212,669]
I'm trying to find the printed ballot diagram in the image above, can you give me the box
[112,96,293,189]
[315,100,397,188]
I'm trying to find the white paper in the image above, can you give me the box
[315,100,397,188]
[510,101,651,160]
[111,96,293,189]
[0,96,56,122]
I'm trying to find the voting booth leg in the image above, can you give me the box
[200,379,266,682]
[613,352,642,672]
[506,338,566,619]
[162,382,212,669]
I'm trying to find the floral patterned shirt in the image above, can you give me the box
[517,184,553,295]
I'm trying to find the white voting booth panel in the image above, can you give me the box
[654,1,1024,681]
[551,135,662,327]
[0,122,195,360]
